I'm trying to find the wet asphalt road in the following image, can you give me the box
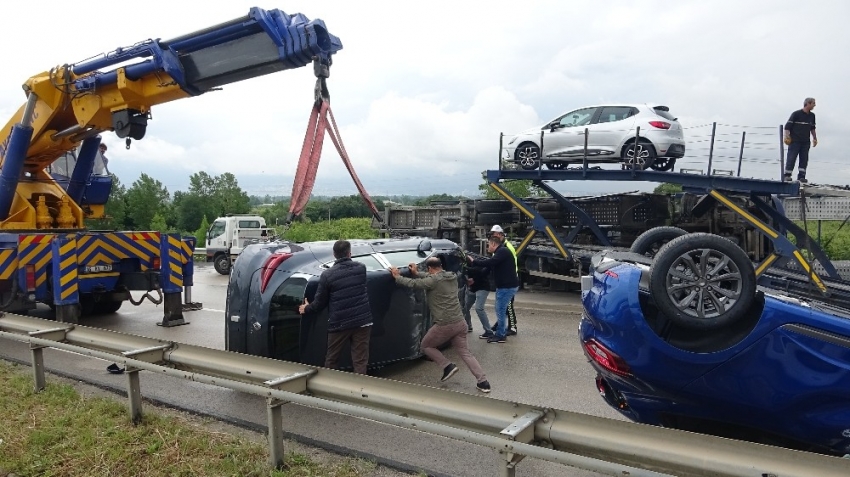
[0,264,627,477]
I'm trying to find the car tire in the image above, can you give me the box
[514,142,542,170]
[476,212,514,226]
[622,141,656,170]
[93,300,123,315]
[630,226,689,258]
[475,200,512,213]
[214,254,231,275]
[650,157,676,172]
[536,201,562,212]
[650,233,756,330]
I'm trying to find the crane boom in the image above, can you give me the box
[0,6,342,229]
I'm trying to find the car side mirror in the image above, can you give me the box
[417,239,432,257]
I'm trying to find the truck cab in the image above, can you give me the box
[206,214,269,275]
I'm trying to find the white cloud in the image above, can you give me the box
[0,0,847,195]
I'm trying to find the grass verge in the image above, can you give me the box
[0,361,381,477]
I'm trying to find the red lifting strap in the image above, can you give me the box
[288,98,382,223]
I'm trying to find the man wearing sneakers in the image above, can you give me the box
[468,235,519,344]
[390,257,491,393]
[783,97,817,183]
[489,225,519,336]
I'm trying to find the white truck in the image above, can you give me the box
[205,214,270,275]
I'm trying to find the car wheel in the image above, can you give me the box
[214,254,231,275]
[476,212,514,226]
[475,200,512,213]
[93,300,123,315]
[622,141,656,170]
[630,226,689,258]
[649,233,756,330]
[650,157,676,172]
[514,142,541,170]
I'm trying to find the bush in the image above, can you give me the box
[280,218,377,243]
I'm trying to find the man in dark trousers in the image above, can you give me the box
[783,97,817,183]
[489,225,518,336]
[468,235,519,343]
[299,240,373,374]
[390,256,491,393]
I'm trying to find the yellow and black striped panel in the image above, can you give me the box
[0,248,17,280]
[18,234,53,288]
[77,232,161,271]
[57,236,79,301]
[167,234,184,288]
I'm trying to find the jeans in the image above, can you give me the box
[464,289,491,332]
[494,287,519,338]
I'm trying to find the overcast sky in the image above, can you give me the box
[0,1,846,197]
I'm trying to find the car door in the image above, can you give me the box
[541,107,599,160]
[588,106,638,160]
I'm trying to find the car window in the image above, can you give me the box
[351,254,386,271]
[595,107,636,124]
[378,250,428,268]
[652,106,677,121]
[208,220,226,239]
[557,108,596,128]
[238,220,261,228]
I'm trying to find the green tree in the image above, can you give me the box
[150,212,168,232]
[653,183,683,195]
[216,172,251,215]
[125,173,170,230]
[195,215,210,248]
[478,170,544,199]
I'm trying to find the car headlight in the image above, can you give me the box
[507,136,517,145]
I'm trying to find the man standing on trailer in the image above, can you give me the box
[783,97,817,183]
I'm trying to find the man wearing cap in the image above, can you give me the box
[467,234,519,343]
[489,225,519,336]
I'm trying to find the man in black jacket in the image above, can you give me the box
[783,97,817,183]
[299,240,373,374]
[467,236,519,343]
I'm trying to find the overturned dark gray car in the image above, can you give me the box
[225,237,463,369]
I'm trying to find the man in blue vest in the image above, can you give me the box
[489,225,518,336]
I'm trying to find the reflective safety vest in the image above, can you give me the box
[504,240,518,273]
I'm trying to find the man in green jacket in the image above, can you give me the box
[390,256,491,393]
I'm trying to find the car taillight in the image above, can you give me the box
[260,252,292,293]
[583,339,631,376]
[152,256,161,270]
[25,265,36,291]
[648,121,671,130]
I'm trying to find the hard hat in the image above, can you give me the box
[490,225,504,234]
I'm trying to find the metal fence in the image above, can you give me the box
[1,313,848,477]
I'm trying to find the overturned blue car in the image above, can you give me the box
[579,231,850,456]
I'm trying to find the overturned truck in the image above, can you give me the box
[372,176,847,291]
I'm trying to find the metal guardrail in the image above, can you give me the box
[1,313,848,477]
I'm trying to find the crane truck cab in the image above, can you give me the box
[206,214,269,275]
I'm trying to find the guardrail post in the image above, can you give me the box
[126,367,143,424]
[29,344,46,391]
[267,398,286,468]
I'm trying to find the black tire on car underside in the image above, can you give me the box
[649,233,756,330]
